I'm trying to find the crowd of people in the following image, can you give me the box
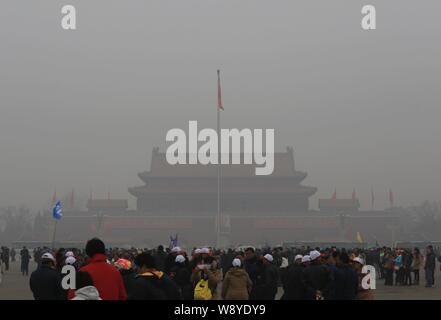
[1,240,439,300]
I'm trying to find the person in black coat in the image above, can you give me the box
[253,254,279,300]
[170,255,193,300]
[328,251,358,300]
[154,245,167,271]
[244,248,260,299]
[20,246,31,276]
[1,247,10,271]
[129,252,180,300]
[302,250,333,300]
[29,253,63,300]
[281,255,306,300]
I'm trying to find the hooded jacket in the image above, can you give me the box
[67,254,127,300]
[221,267,252,300]
[129,270,181,300]
[170,263,193,300]
[71,286,102,300]
[29,264,63,300]
[253,262,279,300]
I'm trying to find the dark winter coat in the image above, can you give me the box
[129,271,181,300]
[29,265,63,300]
[281,264,305,300]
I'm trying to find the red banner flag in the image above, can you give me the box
[352,188,357,201]
[217,69,224,110]
[331,188,337,200]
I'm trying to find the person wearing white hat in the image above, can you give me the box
[309,250,321,262]
[263,254,274,262]
[352,257,365,266]
[222,258,252,300]
[65,256,77,266]
[170,254,193,299]
[175,255,186,264]
[41,252,56,263]
[171,247,181,253]
[303,250,333,300]
[65,251,74,258]
[30,252,63,300]
[164,246,184,275]
[281,255,307,300]
[232,258,242,268]
[301,255,311,264]
[255,253,279,300]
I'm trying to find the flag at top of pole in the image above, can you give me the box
[53,201,62,220]
[217,69,224,110]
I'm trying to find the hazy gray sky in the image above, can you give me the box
[0,0,440,211]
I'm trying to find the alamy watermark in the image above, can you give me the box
[165,121,275,176]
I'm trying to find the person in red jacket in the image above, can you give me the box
[68,238,127,300]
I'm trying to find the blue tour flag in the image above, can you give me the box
[169,234,178,249]
[53,201,62,220]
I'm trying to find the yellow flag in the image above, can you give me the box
[356,231,363,244]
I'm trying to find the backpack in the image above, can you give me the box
[194,279,212,300]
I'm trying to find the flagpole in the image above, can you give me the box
[216,70,222,249]
[217,98,221,248]
[51,219,58,249]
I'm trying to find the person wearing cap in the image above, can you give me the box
[29,253,63,300]
[253,254,279,300]
[301,255,311,266]
[351,255,374,300]
[221,258,252,300]
[129,252,180,300]
[301,250,332,300]
[170,254,193,300]
[164,246,183,276]
[281,254,306,300]
[67,238,127,300]
[65,256,77,269]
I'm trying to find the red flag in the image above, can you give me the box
[51,189,57,205]
[389,189,394,207]
[352,188,357,201]
[331,188,337,200]
[217,69,224,110]
[371,186,375,210]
